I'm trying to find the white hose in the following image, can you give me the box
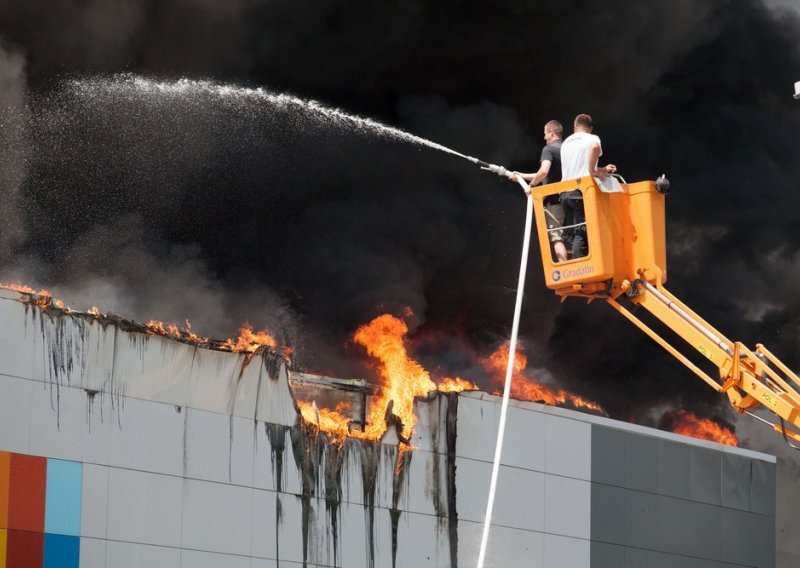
[476,179,534,568]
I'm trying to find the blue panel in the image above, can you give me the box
[43,533,79,568]
[45,460,82,536]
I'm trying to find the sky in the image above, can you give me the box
[1,0,800,561]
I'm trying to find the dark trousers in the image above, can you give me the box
[560,191,588,259]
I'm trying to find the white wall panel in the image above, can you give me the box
[544,533,590,568]
[455,393,547,473]
[185,348,245,414]
[455,457,544,531]
[254,360,298,427]
[251,488,279,560]
[503,404,547,472]
[273,493,306,564]
[545,414,591,480]
[184,408,231,483]
[334,500,369,568]
[0,300,45,383]
[402,449,442,517]
[393,510,452,567]
[108,396,184,476]
[230,415,256,487]
[114,333,195,406]
[455,394,500,463]
[409,393,449,454]
[181,478,254,556]
[78,319,116,393]
[106,468,183,547]
[458,518,544,567]
[0,373,32,454]
[544,475,591,539]
[28,382,93,462]
[233,358,260,419]
[180,549,251,568]
[79,537,107,568]
[81,464,110,539]
[105,541,182,568]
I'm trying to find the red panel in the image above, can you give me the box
[7,455,46,533]
[0,452,9,529]
[6,530,43,568]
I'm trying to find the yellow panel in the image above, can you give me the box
[0,528,6,568]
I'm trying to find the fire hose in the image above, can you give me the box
[470,160,533,568]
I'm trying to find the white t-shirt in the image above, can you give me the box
[560,132,602,180]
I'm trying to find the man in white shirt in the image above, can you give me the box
[559,114,617,259]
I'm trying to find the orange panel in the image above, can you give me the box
[7,455,46,533]
[0,453,9,529]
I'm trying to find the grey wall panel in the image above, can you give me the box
[591,541,626,568]
[722,453,752,511]
[658,439,691,499]
[685,501,722,559]
[624,547,691,568]
[591,425,626,487]
[720,507,775,568]
[657,494,698,556]
[591,483,628,545]
[690,446,722,506]
[750,459,776,516]
[625,433,659,493]
[624,489,662,551]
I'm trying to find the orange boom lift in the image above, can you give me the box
[528,174,800,446]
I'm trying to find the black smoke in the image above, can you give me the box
[2,1,800,430]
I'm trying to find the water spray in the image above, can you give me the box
[475,174,532,568]
[71,74,528,566]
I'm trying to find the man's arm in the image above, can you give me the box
[587,141,616,179]
[511,159,551,186]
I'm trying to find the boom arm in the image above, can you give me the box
[608,279,800,445]
[525,174,800,446]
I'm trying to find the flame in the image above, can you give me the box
[482,344,605,413]
[297,401,353,444]
[353,313,436,442]
[222,323,277,353]
[87,306,101,316]
[1,282,65,309]
[665,410,738,446]
[437,376,478,392]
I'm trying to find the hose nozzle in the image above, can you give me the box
[471,158,510,178]
[481,163,510,177]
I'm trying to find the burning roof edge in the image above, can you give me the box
[0,286,775,461]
